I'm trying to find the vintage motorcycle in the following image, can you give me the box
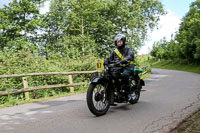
[86,61,145,116]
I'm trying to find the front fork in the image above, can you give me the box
[90,75,116,104]
[104,80,115,104]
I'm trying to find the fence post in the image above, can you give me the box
[22,77,30,99]
[68,75,74,93]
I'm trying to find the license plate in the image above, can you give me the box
[96,59,104,71]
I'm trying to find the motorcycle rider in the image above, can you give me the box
[104,34,135,94]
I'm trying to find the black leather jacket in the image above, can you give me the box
[104,46,134,65]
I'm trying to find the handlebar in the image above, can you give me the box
[104,61,129,67]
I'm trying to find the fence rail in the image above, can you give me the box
[0,71,97,78]
[0,83,86,96]
[0,66,148,98]
[0,70,98,97]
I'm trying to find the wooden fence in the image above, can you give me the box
[0,71,98,98]
[0,66,148,98]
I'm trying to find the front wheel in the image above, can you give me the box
[87,83,110,116]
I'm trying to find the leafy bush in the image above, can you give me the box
[0,50,96,105]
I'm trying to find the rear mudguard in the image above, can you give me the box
[140,79,145,86]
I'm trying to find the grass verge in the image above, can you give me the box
[152,60,200,74]
[170,109,200,133]
[0,87,88,109]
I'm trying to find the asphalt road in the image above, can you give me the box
[1,68,200,133]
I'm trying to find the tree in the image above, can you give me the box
[150,38,167,61]
[48,0,165,57]
[175,0,200,63]
[0,0,44,52]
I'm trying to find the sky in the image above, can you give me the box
[0,0,195,55]
[138,0,195,55]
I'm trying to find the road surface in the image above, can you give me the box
[0,68,200,133]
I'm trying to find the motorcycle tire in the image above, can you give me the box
[129,89,140,104]
[87,83,110,116]
[129,77,141,104]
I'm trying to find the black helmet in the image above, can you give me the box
[114,34,126,46]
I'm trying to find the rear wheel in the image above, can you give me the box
[129,77,141,104]
[129,90,140,104]
[87,83,110,116]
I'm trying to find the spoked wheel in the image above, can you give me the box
[129,78,141,104]
[87,83,110,116]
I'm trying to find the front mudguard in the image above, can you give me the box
[90,76,107,85]
[90,77,114,104]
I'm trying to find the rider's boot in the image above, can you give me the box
[110,103,117,106]
[128,94,132,102]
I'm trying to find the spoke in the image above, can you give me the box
[96,102,98,110]
[99,102,102,110]
[101,102,104,110]
[92,83,108,111]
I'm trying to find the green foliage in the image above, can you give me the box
[0,0,165,58]
[151,58,200,74]
[0,0,43,52]
[135,54,152,74]
[56,35,98,59]
[47,0,165,57]
[150,37,170,61]
[176,0,200,62]
[0,50,96,105]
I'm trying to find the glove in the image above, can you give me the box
[104,61,108,66]
[119,59,128,64]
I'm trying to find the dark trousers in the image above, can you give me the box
[121,68,131,87]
